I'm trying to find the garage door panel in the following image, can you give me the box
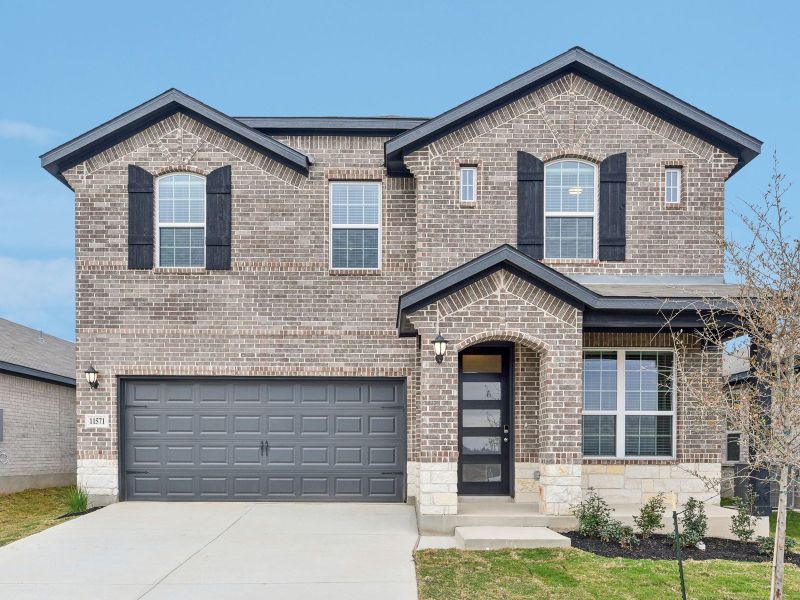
[123,378,405,501]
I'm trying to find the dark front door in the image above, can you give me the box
[458,347,511,495]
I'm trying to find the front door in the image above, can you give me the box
[458,347,511,495]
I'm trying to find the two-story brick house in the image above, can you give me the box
[41,48,761,531]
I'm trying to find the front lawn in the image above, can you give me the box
[0,487,73,546]
[771,509,800,544]
[416,548,800,600]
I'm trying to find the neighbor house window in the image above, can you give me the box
[459,166,477,202]
[544,160,596,259]
[156,173,205,267]
[726,432,742,462]
[665,167,682,204]
[330,182,381,269]
[583,350,675,458]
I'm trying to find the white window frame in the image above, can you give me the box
[155,173,206,268]
[583,348,677,459]
[459,166,477,202]
[328,181,382,270]
[665,167,682,205]
[543,159,598,260]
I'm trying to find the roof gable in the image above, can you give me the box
[385,47,761,176]
[397,245,738,335]
[41,89,311,187]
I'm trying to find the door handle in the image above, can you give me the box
[264,439,269,456]
[260,440,265,456]
[503,425,509,443]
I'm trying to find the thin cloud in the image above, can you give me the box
[0,256,74,340]
[0,119,57,145]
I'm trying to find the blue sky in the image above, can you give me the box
[0,1,797,342]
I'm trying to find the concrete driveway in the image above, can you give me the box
[0,502,419,599]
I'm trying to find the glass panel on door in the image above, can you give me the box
[458,349,510,495]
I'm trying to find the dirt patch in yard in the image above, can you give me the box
[565,532,800,566]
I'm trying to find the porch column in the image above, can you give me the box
[536,314,584,515]
[413,311,459,516]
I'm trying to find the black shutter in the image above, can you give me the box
[517,151,544,259]
[598,152,627,261]
[206,165,232,270]
[127,164,154,269]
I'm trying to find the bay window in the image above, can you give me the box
[583,349,675,458]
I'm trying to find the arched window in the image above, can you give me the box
[544,159,597,259]
[156,173,206,267]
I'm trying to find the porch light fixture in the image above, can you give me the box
[432,334,449,364]
[84,365,99,389]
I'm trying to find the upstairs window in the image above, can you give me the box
[330,182,381,269]
[459,166,477,202]
[665,167,682,204]
[156,174,205,267]
[544,160,596,259]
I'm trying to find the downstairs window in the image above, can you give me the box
[582,349,675,458]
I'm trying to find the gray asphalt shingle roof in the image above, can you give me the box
[0,318,75,381]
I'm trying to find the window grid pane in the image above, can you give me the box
[625,415,672,457]
[583,351,617,411]
[460,167,476,201]
[158,174,205,225]
[583,415,616,457]
[665,169,681,203]
[545,217,593,259]
[159,227,205,267]
[544,161,596,212]
[625,352,673,412]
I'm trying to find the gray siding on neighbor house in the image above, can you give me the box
[0,372,77,493]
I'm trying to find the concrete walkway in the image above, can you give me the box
[0,502,419,599]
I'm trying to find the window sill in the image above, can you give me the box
[458,199,478,207]
[152,267,208,274]
[543,259,601,266]
[582,457,676,464]
[665,202,684,210]
[329,268,382,276]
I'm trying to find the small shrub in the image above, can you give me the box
[634,493,666,538]
[730,485,757,543]
[720,496,736,507]
[571,488,612,537]
[600,519,640,549]
[679,497,708,548]
[63,486,88,514]
[756,536,798,556]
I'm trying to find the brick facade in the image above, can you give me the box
[64,71,734,511]
[0,374,76,493]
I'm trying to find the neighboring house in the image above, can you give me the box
[0,318,76,493]
[721,346,799,509]
[40,47,762,529]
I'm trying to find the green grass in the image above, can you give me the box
[720,496,736,507]
[0,487,73,547]
[416,548,800,600]
[770,509,800,544]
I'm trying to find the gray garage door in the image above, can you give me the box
[122,378,406,501]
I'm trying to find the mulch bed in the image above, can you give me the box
[564,532,800,566]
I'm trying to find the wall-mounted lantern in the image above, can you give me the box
[84,365,99,389]
[432,334,449,364]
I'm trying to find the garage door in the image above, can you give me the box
[122,378,406,501]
